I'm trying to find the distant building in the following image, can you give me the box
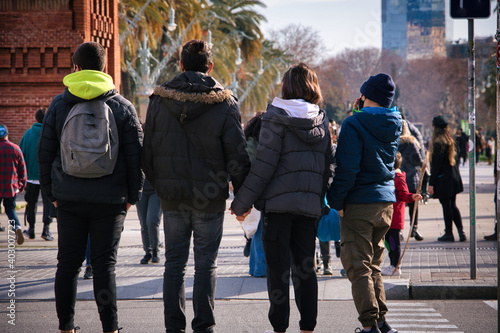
[0,0,120,143]
[382,0,446,60]
[446,37,495,60]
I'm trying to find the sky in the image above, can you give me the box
[257,0,497,57]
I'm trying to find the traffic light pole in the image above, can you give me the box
[495,0,500,323]
[467,19,477,280]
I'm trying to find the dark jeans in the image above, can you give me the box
[55,201,126,332]
[385,229,401,267]
[24,182,54,229]
[136,191,162,253]
[319,241,331,264]
[262,212,318,332]
[408,202,419,227]
[438,195,464,235]
[1,195,21,229]
[163,210,224,333]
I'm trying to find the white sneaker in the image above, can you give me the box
[381,265,401,276]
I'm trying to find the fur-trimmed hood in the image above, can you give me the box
[152,71,234,123]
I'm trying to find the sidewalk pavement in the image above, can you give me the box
[0,163,497,302]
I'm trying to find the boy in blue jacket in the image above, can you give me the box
[327,73,402,333]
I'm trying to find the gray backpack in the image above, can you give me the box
[60,96,119,178]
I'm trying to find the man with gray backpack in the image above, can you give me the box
[38,41,144,333]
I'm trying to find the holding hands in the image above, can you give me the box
[229,208,252,222]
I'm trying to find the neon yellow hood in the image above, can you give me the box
[63,70,115,100]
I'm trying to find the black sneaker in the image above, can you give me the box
[140,252,152,264]
[355,325,382,333]
[24,228,35,239]
[459,233,467,242]
[437,233,454,242]
[41,231,54,241]
[484,233,498,241]
[243,238,252,257]
[84,266,93,279]
[151,251,160,264]
[379,321,398,333]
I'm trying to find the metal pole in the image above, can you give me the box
[495,0,500,325]
[467,19,477,280]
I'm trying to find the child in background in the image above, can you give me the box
[382,151,422,276]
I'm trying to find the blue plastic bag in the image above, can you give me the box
[317,198,340,242]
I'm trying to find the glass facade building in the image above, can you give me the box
[382,0,446,60]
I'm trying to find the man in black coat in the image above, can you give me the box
[38,42,143,333]
[142,39,250,333]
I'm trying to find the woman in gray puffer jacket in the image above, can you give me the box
[398,120,424,240]
[231,63,334,333]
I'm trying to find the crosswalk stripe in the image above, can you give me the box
[386,313,442,317]
[387,308,437,312]
[484,300,497,311]
[395,324,458,328]
[389,318,449,322]
[399,331,464,333]
[388,302,428,307]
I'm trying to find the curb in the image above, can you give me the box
[410,285,498,300]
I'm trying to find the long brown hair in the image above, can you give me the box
[281,63,322,104]
[430,125,456,166]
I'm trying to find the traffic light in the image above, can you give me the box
[450,0,491,19]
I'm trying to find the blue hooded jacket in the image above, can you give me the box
[327,106,402,211]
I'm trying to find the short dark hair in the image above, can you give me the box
[281,63,322,105]
[35,108,46,123]
[72,42,106,71]
[180,39,213,73]
[394,151,402,170]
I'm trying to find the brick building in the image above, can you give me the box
[0,0,120,144]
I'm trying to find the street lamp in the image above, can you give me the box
[235,47,243,66]
[207,28,213,48]
[257,59,264,75]
[275,70,281,85]
[167,8,177,32]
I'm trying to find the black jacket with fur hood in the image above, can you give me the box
[142,71,251,212]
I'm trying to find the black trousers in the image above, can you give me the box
[408,202,419,227]
[262,212,318,332]
[54,201,126,332]
[385,229,401,267]
[438,195,463,235]
[24,182,55,228]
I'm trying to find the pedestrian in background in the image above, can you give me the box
[39,41,143,333]
[243,111,267,278]
[485,137,494,165]
[137,176,162,264]
[428,115,466,242]
[382,152,421,277]
[398,120,424,241]
[0,124,27,245]
[231,63,334,333]
[455,128,468,166]
[20,108,55,241]
[142,39,250,333]
[327,73,401,333]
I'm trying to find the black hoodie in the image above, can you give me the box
[142,71,251,212]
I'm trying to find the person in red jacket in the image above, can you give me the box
[0,124,27,245]
[382,152,421,276]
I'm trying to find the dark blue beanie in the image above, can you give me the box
[360,73,395,108]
